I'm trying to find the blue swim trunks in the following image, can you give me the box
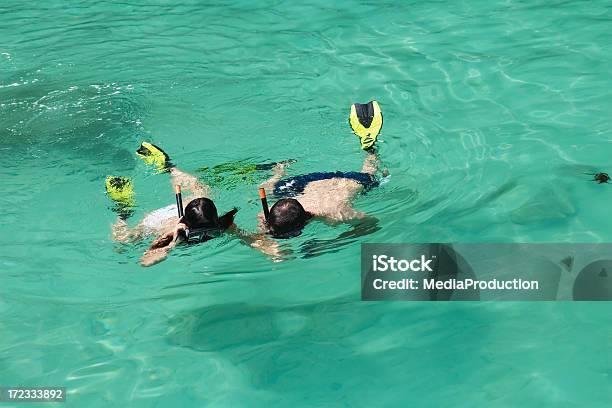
[273,171,379,198]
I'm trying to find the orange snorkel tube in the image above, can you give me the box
[259,187,270,222]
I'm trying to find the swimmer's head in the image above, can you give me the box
[267,198,312,238]
[181,197,237,232]
[183,198,219,229]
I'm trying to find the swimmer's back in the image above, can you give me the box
[273,171,378,198]
[292,178,368,221]
[141,204,178,233]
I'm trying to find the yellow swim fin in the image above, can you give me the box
[136,142,172,171]
[105,175,135,218]
[349,100,383,150]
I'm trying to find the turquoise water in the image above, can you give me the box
[1,0,611,406]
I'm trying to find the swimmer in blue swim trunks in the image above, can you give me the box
[106,143,240,266]
[240,101,387,253]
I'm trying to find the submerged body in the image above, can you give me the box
[240,101,386,256]
[262,151,381,223]
[238,150,384,258]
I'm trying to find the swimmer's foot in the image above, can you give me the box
[105,175,135,219]
[136,142,173,172]
[254,159,297,171]
[349,100,383,151]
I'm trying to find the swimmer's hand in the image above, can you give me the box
[250,237,289,262]
[140,223,187,267]
[171,222,188,244]
[140,246,172,267]
[227,223,291,262]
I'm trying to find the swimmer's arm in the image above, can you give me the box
[339,215,380,239]
[227,223,289,262]
[140,224,185,267]
[317,213,380,238]
[300,215,380,257]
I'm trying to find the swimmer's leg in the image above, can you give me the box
[342,150,379,198]
[361,150,380,175]
[349,100,386,176]
[260,160,294,192]
[334,150,383,221]
[136,142,173,172]
[111,218,144,243]
[105,175,145,242]
[170,167,211,198]
[135,141,211,198]
[361,147,390,179]
[105,176,135,217]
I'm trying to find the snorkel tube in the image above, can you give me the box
[259,187,270,222]
[174,185,188,243]
[175,185,185,218]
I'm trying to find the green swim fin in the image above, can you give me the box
[105,175,135,219]
[136,142,173,171]
[349,100,383,151]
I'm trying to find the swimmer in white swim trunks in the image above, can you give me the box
[106,142,241,266]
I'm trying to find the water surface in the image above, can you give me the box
[1,1,610,406]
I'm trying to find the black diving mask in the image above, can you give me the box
[268,225,306,239]
[181,226,223,244]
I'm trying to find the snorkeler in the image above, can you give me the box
[243,101,386,253]
[106,143,238,266]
